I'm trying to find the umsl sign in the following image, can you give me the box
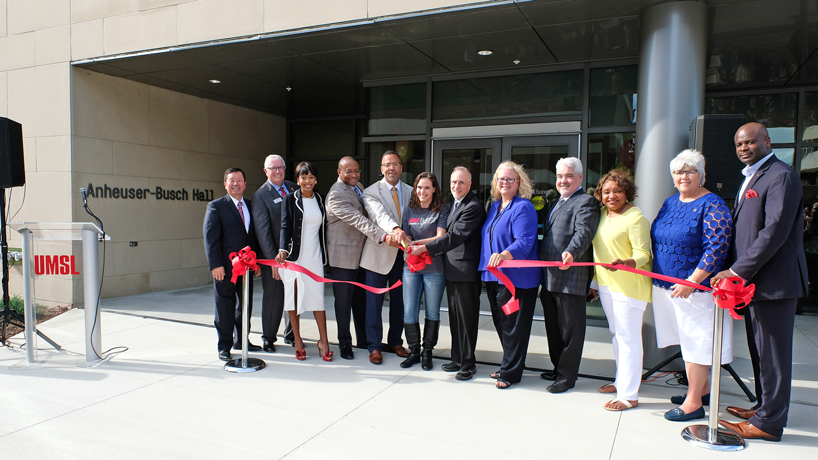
[35,255,80,275]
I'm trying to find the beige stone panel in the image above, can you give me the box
[103,6,176,55]
[14,172,72,222]
[0,72,7,117]
[72,69,150,144]
[35,25,70,66]
[147,238,183,271]
[36,136,71,172]
[73,173,151,241]
[71,19,104,60]
[209,101,268,158]
[149,266,210,292]
[179,151,218,182]
[368,0,480,17]
[148,86,210,152]
[177,0,263,45]
[8,64,70,137]
[112,240,148,275]
[0,0,6,37]
[7,0,71,35]
[23,137,36,173]
[112,142,181,179]
[139,0,196,10]
[148,180,212,240]
[180,238,207,268]
[0,32,36,72]
[257,112,286,157]
[73,136,113,174]
[263,0,367,32]
[100,273,150,299]
[72,0,138,24]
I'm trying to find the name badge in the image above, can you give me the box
[274,198,282,204]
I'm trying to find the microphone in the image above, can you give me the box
[80,187,88,206]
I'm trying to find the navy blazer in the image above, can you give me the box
[203,195,259,274]
[251,180,297,260]
[279,189,328,265]
[425,191,487,283]
[479,196,541,289]
[729,156,808,300]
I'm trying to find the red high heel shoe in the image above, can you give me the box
[295,347,307,361]
[317,344,333,362]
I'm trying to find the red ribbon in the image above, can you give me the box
[229,246,401,294]
[486,260,753,318]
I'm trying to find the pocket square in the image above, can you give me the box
[745,189,758,199]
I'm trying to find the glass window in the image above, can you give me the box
[432,70,583,122]
[705,93,798,142]
[586,133,636,191]
[706,31,800,88]
[589,66,637,127]
[368,83,427,136]
[441,148,492,207]
[804,92,818,142]
[365,141,426,188]
[291,119,356,159]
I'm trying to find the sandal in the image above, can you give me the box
[598,384,617,394]
[495,379,512,389]
[604,399,638,411]
[490,371,502,379]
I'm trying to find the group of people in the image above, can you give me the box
[203,122,807,442]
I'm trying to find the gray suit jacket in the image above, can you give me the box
[539,190,600,296]
[325,177,386,270]
[360,178,413,275]
[252,180,298,260]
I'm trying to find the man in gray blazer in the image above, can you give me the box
[539,157,600,394]
[360,151,411,364]
[326,156,391,360]
[251,155,296,352]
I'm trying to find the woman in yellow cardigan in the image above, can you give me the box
[589,169,652,412]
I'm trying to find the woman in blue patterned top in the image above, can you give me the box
[650,149,733,422]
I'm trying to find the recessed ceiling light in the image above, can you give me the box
[513,60,521,65]
[477,49,493,56]
[286,87,292,92]
[209,79,221,84]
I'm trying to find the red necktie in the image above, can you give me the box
[237,201,246,228]
[280,186,287,197]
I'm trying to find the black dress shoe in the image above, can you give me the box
[546,381,574,394]
[455,367,477,381]
[233,342,263,352]
[340,344,354,360]
[218,350,231,361]
[262,340,276,353]
[540,369,557,381]
[441,361,461,372]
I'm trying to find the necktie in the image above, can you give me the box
[279,186,287,197]
[450,201,459,219]
[237,201,247,230]
[549,198,565,222]
[392,186,401,220]
[353,186,364,201]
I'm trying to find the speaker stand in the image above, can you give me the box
[642,350,756,403]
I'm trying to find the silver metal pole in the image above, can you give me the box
[21,229,36,365]
[82,227,102,364]
[224,271,265,373]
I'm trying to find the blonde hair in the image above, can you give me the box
[491,161,533,200]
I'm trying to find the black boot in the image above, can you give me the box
[400,323,421,368]
[421,320,440,371]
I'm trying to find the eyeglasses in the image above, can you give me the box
[266,166,286,171]
[497,177,517,184]
[673,170,698,177]
[341,169,361,174]
[381,162,401,168]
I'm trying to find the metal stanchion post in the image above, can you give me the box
[225,270,265,373]
[681,304,745,450]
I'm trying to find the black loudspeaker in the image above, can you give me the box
[0,117,25,188]
[689,114,747,206]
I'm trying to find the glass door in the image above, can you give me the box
[432,138,500,206]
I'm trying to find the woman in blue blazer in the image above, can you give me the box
[479,161,542,389]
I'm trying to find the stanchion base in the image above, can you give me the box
[682,425,746,451]
[224,357,266,373]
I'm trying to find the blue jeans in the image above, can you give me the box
[402,270,445,324]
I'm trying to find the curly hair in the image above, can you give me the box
[409,172,442,213]
[594,169,637,203]
[490,161,533,200]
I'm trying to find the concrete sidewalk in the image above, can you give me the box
[1,279,816,459]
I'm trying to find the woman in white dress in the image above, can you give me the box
[276,162,332,361]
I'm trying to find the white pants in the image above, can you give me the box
[599,286,645,402]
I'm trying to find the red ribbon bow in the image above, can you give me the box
[406,252,433,273]
[229,247,260,284]
[712,276,754,320]
[745,189,758,199]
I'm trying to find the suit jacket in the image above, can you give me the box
[203,195,259,274]
[425,191,486,283]
[251,180,297,260]
[325,178,386,269]
[729,156,808,300]
[360,179,413,275]
[279,189,327,264]
[540,190,600,296]
[478,196,542,289]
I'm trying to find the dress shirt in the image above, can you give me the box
[737,152,775,202]
[228,195,250,233]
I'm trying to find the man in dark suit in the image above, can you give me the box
[538,157,600,394]
[251,155,297,353]
[712,122,808,442]
[415,166,486,380]
[203,168,261,361]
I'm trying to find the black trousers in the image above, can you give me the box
[486,282,537,383]
[446,280,482,370]
[540,288,587,386]
[260,265,293,343]
[745,298,797,437]
[330,266,368,348]
[213,273,253,353]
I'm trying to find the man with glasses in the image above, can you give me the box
[359,151,411,364]
[252,155,296,352]
[325,156,390,359]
